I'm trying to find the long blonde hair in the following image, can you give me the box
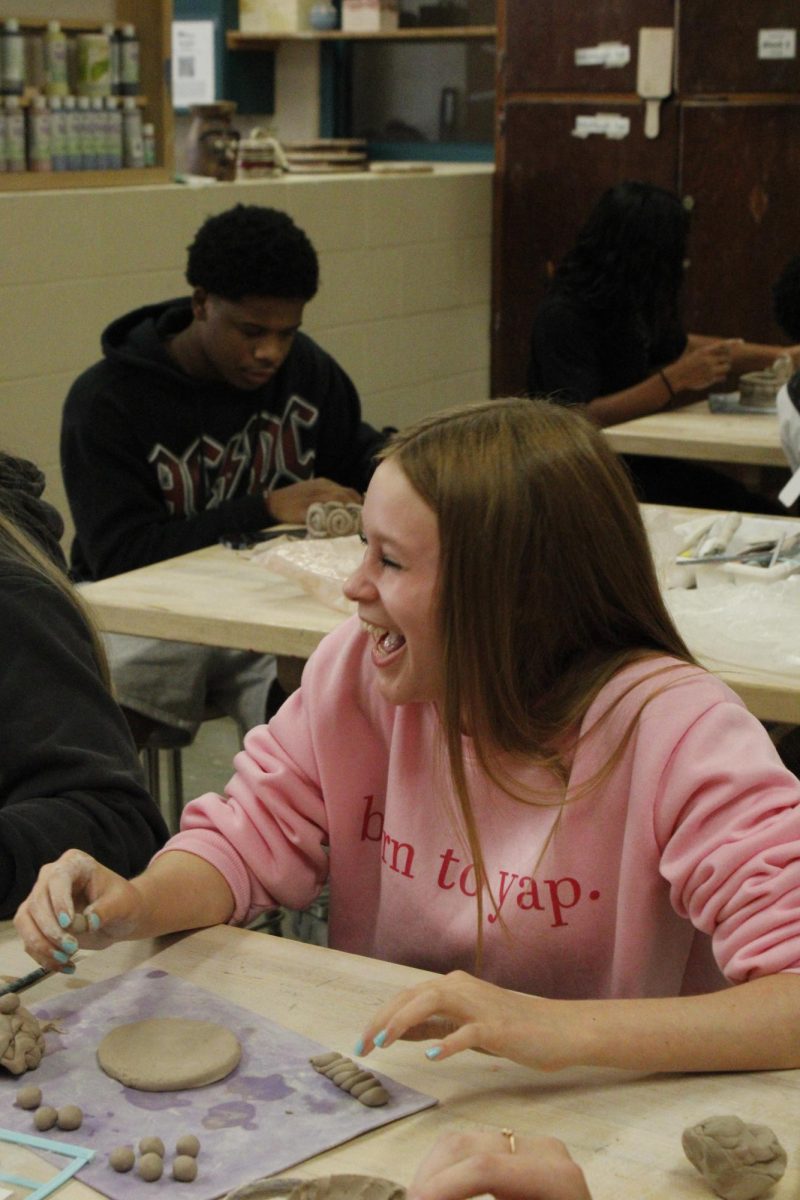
[382,398,694,950]
[0,508,110,687]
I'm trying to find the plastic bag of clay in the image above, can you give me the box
[250,535,361,615]
[665,575,800,674]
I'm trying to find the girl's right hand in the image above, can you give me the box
[14,849,144,971]
[667,340,734,394]
[408,1130,592,1200]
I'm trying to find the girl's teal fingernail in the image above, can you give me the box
[88,912,101,931]
[62,964,76,975]
[425,1046,443,1060]
[374,1029,388,1048]
[353,1038,365,1056]
[58,912,71,929]
[60,936,78,953]
[53,950,70,964]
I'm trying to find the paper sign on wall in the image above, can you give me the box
[758,29,797,59]
[572,113,631,140]
[574,42,631,68]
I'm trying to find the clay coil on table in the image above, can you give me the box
[97,1018,241,1091]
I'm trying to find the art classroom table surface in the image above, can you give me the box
[2,923,800,1200]
[79,506,800,725]
[603,399,787,467]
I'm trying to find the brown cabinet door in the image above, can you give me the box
[680,101,800,343]
[491,98,679,396]
[678,1,800,94]
[504,0,674,94]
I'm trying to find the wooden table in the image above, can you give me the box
[604,400,786,467]
[3,923,800,1200]
[80,515,800,725]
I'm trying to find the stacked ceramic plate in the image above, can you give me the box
[280,139,368,173]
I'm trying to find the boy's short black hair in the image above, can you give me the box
[186,204,319,302]
[773,254,800,342]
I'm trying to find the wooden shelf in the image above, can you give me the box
[228,25,496,50]
[0,167,172,191]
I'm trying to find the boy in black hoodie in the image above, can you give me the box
[62,204,386,748]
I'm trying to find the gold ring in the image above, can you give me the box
[502,1128,516,1154]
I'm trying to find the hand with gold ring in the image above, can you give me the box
[407,1129,592,1200]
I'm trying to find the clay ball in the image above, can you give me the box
[176,1134,201,1158]
[57,1105,83,1131]
[138,1153,164,1182]
[0,993,20,1014]
[139,1136,165,1157]
[34,1106,58,1131]
[173,1155,198,1183]
[16,1084,42,1110]
[71,913,88,934]
[110,1146,135,1173]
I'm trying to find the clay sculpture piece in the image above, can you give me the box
[222,1174,405,1200]
[306,502,362,539]
[15,1084,42,1109]
[139,1136,165,1157]
[97,1018,241,1091]
[138,1152,164,1182]
[173,1155,199,1182]
[110,1146,136,1173]
[34,1105,58,1131]
[309,1052,389,1107]
[176,1134,201,1158]
[57,1104,83,1131]
[0,993,47,1075]
[682,1114,788,1200]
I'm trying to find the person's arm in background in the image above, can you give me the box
[528,299,734,428]
[0,572,167,919]
[409,1131,591,1200]
[686,333,800,375]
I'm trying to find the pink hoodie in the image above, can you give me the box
[166,617,800,999]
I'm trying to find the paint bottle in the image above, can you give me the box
[142,121,156,167]
[1,18,25,96]
[44,20,68,97]
[48,95,68,169]
[76,30,111,97]
[76,94,95,168]
[118,24,140,96]
[0,102,7,170]
[62,95,82,170]
[122,96,144,167]
[27,94,52,172]
[104,23,120,96]
[106,96,122,168]
[90,96,106,167]
[4,94,25,170]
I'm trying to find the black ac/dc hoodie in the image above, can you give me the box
[62,298,385,582]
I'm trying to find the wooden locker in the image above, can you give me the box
[679,100,800,343]
[492,98,679,396]
[678,1,800,95]
[504,0,674,94]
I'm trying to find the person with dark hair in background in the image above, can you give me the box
[0,452,167,919]
[774,253,800,472]
[61,204,387,749]
[528,180,800,508]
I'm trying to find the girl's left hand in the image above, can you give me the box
[409,1130,592,1200]
[354,970,580,1071]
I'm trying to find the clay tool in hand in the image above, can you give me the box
[0,965,52,997]
[637,27,674,139]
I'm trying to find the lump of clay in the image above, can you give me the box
[176,1134,201,1158]
[16,1084,42,1110]
[110,1146,135,1173]
[682,1114,787,1200]
[97,1019,241,1091]
[173,1155,199,1182]
[139,1137,165,1157]
[0,994,47,1076]
[34,1106,58,1131]
[57,1105,83,1131]
[139,1153,164,1182]
[309,1053,389,1107]
[71,913,88,934]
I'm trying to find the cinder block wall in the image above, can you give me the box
[0,165,492,538]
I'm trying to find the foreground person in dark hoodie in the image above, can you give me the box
[0,452,167,918]
[61,204,386,747]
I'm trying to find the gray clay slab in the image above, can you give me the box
[0,968,436,1200]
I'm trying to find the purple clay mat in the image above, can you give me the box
[0,968,436,1200]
